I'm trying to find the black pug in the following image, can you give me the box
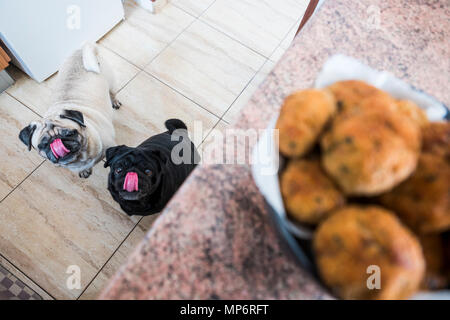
[104,119,200,216]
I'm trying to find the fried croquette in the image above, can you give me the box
[329,80,428,128]
[379,149,450,234]
[276,89,336,158]
[314,206,425,300]
[421,122,450,157]
[280,160,345,225]
[328,80,391,113]
[395,100,429,128]
[419,234,448,290]
[334,90,398,123]
[321,110,421,195]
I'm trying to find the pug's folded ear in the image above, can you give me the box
[60,109,86,128]
[19,124,37,151]
[104,145,131,168]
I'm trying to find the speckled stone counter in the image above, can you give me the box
[101,0,449,299]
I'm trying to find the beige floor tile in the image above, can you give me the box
[0,94,43,200]
[171,0,215,17]
[0,161,138,299]
[280,20,301,50]
[114,71,220,147]
[201,0,308,57]
[199,120,229,163]
[146,20,265,117]
[223,60,275,123]
[79,214,159,300]
[98,46,141,93]
[6,46,139,116]
[6,66,53,117]
[269,46,287,64]
[100,1,194,68]
[0,254,53,300]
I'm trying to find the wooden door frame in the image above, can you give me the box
[0,46,11,71]
[296,0,320,36]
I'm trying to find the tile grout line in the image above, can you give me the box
[267,14,304,63]
[200,5,307,158]
[142,69,221,121]
[100,44,143,71]
[197,0,218,19]
[114,0,299,122]
[5,92,43,118]
[199,117,229,148]
[0,160,45,203]
[196,19,269,60]
[171,0,217,20]
[0,252,56,300]
[178,0,303,62]
[217,57,271,124]
[190,0,271,59]
[115,69,143,96]
[0,160,55,299]
[111,2,202,95]
[139,9,200,71]
[218,9,307,124]
[137,9,240,121]
[76,216,144,300]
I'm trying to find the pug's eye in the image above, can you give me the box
[145,169,152,176]
[115,167,122,175]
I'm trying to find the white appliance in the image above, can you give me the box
[0,0,124,82]
[134,0,167,13]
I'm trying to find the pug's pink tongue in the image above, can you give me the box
[50,139,70,159]
[123,172,139,192]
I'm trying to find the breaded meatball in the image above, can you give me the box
[379,153,450,234]
[276,89,336,158]
[321,110,421,195]
[335,91,398,122]
[396,100,429,128]
[329,81,428,128]
[280,159,345,225]
[421,122,450,157]
[328,80,391,113]
[419,234,448,290]
[314,206,425,300]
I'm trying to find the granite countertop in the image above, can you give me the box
[101,0,449,299]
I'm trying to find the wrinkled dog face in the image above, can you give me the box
[104,146,163,202]
[19,109,85,165]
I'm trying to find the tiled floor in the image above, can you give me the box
[0,0,308,299]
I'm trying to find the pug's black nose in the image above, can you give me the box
[61,129,77,137]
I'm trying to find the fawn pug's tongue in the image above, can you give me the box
[50,139,70,159]
[123,172,139,193]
